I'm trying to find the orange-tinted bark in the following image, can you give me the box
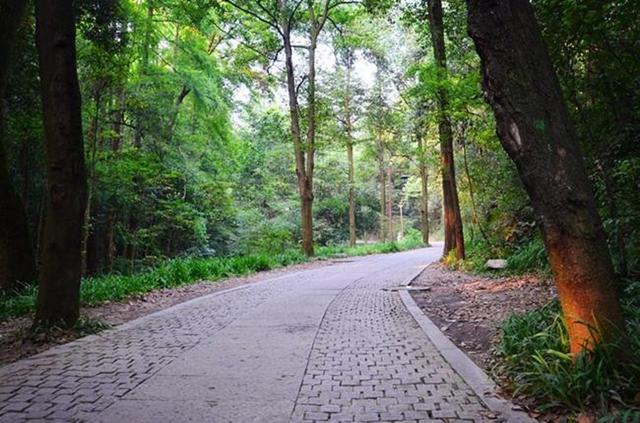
[467,0,624,353]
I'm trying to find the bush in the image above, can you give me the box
[316,234,424,259]
[498,280,640,415]
[507,236,550,273]
[0,239,424,323]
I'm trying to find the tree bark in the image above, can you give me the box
[281,21,314,257]
[81,85,102,277]
[34,0,87,327]
[343,54,357,247]
[347,140,356,247]
[386,165,393,241]
[0,0,36,293]
[377,137,387,242]
[426,0,464,259]
[417,134,430,245]
[467,0,624,353]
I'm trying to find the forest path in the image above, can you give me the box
[0,247,500,422]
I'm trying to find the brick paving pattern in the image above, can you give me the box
[0,280,296,422]
[291,274,496,423]
[0,249,504,422]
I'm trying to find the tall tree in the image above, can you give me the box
[34,0,87,326]
[466,0,624,353]
[225,0,352,256]
[335,49,358,247]
[0,0,36,292]
[414,101,430,245]
[425,0,464,259]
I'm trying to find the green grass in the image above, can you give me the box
[0,239,425,323]
[316,238,423,258]
[498,280,640,416]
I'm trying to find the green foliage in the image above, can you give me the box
[498,280,640,415]
[599,410,640,423]
[0,239,425,322]
[506,236,550,274]
[316,229,424,258]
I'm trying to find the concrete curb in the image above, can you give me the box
[398,270,537,423]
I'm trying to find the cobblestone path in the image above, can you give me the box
[0,247,504,422]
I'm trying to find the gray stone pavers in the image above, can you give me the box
[0,247,517,422]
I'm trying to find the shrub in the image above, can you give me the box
[0,239,422,323]
[498,280,640,415]
[507,236,550,273]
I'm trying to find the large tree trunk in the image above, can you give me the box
[426,0,464,259]
[301,15,318,257]
[282,32,313,257]
[34,0,87,327]
[0,0,36,292]
[279,2,315,257]
[467,0,624,353]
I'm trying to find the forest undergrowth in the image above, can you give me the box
[0,234,424,324]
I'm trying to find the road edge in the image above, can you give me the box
[398,270,537,423]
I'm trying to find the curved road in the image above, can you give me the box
[0,246,498,422]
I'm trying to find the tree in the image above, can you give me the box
[34,0,87,327]
[0,0,36,293]
[425,0,464,260]
[333,47,360,247]
[224,0,356,256]
[466,0,624,353]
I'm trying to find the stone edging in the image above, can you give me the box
[398,269,537,423]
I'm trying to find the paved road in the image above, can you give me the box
[0,247,498,422]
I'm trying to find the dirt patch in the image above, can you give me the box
[410,263,556,373]
[0,259,332,366]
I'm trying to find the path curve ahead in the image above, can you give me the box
[0,247,502,422]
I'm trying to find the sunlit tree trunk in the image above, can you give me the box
[34,0,87,327]
[426,0,464,259]
[0,0,36,292]
[467,0,624,354]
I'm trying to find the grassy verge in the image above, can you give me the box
[316,235,424,258]
[0,238,425,323]
[460,234,551,276]
[498,279,640,419]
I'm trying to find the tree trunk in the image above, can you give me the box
[34,0,87,327]
[420,177,429,244]
[0,0,36,292]
[343,55,357,248]
[467,0,624,353]
[301,18,318,257]
[282,28,314,257]
[418,145,430,245]
[426,0,464,259]
[386,165,393,241]
[377,142,386,242]
[347,141,356,247]
[81,86,101,277]
[461,131,489,243]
